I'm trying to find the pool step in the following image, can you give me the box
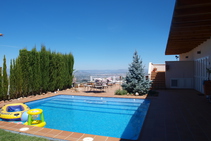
[42,103,148,116]
[44,100,141,111]
[49,98,149,111]
[52,98,142,107]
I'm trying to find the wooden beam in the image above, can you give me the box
[174,15,211,23]
[176,2,211,9]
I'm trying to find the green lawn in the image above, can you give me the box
[0,129,49,141]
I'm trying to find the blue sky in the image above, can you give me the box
[0,0,176,70]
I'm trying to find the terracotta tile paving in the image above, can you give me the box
[93,135,108,141]
[46,129,63,137]
[80,134,96,140]
[54,131,73,140]
[65,133,84,141]
[106,137,121,141]
[68,132,84,139]
[0,121,8,127]
[11,124,27,131]
[35,128,53,137]
[24,126,43,134]
[2,85,210,141]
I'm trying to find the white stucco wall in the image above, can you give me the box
[165,61,194,88]
[148,62,165,72]
[179,38,211,63]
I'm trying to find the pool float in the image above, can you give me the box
[0,103,30,121]
[24,109,46,127]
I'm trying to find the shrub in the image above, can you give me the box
[115,89,128,95]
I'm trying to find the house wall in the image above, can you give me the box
[165,61,194,88]
[179,38,211,63]
[166,38,211,93]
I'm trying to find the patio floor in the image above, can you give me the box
[1,85,211,141]
[140,89,211,141]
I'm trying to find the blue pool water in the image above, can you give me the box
[24,95,149,140]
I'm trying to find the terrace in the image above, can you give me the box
[1,0,211,140]
[1,84,211,141]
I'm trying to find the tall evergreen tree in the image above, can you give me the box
[64,54,74,88]
[15,57,24,97]
[48,52,57,91]
[55,53,63,90]
[3,55,8,100]
[9,60,15,99]
[31,48,41,94]
[27,50,33,95]
[19,49,30,96]
[8,46,74,97]
[67,53,74,88]
[40,46,49,93]
[122,51,151,95]
[0,67,2,100]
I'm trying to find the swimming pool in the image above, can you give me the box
[25,95,150,140]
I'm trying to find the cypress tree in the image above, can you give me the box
[68,53,74,87]
[64,54,71,88]
[56,53,65,90]
[19,49,30,97]
[54,53,61,90]
[15,57,24,97]
[27,50,33,95]
[8,46,75,96]
[48,52,57,91]
[3,55,8,100]
[9,60,15,99]
[64,53,74,88]
[31,48,41,94]
[0,67,2,100]
[36,49,41,94]
[122,51,151,95]
[40,46,49,93]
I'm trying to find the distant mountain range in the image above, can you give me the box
[74,69,148,82]
[74,69,128,82]
[74,69,148,76]
[74,69,128,75]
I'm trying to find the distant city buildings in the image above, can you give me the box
[74,70,127,83]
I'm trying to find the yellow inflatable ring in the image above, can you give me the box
[27,109,42,115]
